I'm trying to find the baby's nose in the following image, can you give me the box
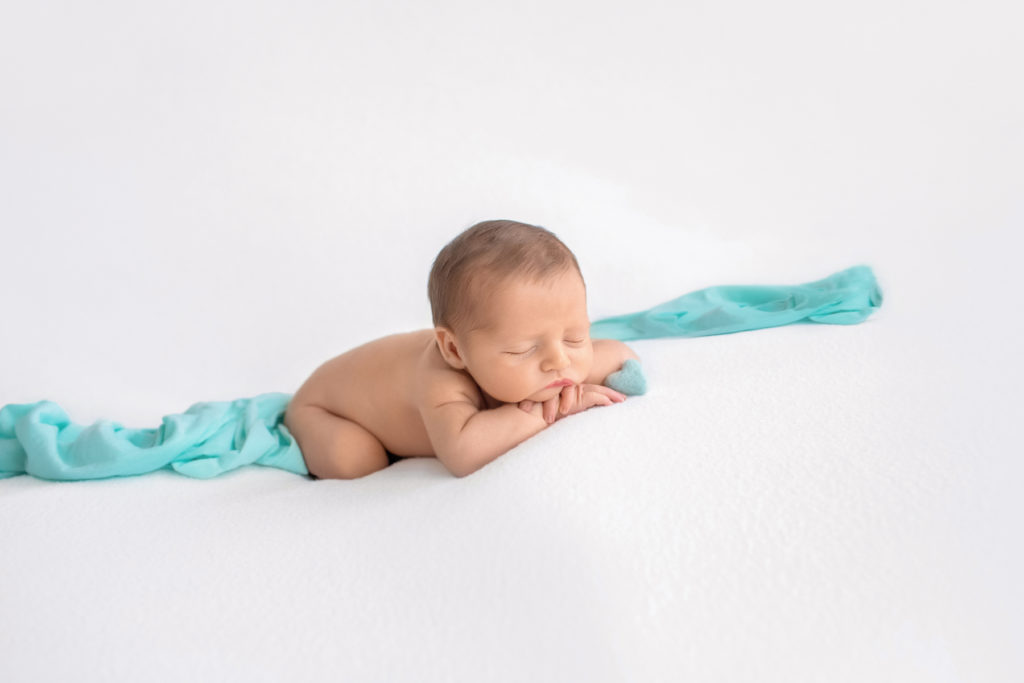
[542,347,570,371]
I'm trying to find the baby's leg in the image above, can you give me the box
[283,404,389,479]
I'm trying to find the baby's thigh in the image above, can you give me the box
[284,403,389,480]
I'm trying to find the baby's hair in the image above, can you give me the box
[428,219,583,332]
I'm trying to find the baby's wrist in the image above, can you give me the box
[516,400,546,422]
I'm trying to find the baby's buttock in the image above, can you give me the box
[293,330,436,457]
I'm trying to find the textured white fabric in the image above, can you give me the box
[1,1,1020,681]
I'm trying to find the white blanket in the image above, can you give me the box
[1,1,1019,681]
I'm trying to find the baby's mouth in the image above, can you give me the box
[545,378,574,389]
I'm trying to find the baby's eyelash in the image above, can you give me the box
[504,339,584,356]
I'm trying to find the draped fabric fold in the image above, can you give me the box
[0,393,307,480]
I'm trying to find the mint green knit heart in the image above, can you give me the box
[605,359,648,396]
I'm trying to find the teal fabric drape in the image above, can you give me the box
[589,264,882,341]
[0,393,307,480]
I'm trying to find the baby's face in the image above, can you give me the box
[457,268,594,404]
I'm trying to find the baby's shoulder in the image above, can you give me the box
[413,339,485,410]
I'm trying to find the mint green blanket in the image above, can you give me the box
[0,265,882,481]
[0,393,307,481]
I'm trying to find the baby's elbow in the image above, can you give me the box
[435,445,475,478]
[445,457,483,479]
[439,441,499,478]
[450,463,476,478]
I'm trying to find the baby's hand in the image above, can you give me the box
[518,383,626,424]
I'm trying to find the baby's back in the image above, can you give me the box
[289,329,441,456]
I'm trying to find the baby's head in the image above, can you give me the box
[428,219,594,404]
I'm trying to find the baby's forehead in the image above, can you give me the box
[462,273,588,334]
[468,268,576,302]
[467,318,589,345]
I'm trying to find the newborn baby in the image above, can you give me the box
[284,219,639,479]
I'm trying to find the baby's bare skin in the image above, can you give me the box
[286,329,632,459]
[284,269,638,478]
[287,330,441,458]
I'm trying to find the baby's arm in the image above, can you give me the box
[418,377,549,478]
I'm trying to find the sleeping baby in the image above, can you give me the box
[283,219,640,479]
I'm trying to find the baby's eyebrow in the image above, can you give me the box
[504,326,587,343]
[503,337,538,347]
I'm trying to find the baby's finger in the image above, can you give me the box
[543,397,559,424]
[559,385,576,415]
[592,384,627,402]
[519,400,534,413]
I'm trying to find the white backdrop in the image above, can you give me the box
[1,1,1021,681]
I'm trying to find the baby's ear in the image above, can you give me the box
[434,327,467,370]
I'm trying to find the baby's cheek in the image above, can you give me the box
[576,346,595,374]
[498,369,539,403]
